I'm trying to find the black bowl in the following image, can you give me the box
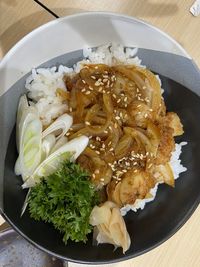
[1,49,200,264]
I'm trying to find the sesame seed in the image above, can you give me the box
[148,163,153,169]
[133,162,137,166]
[117,99,121,103]
[81,88,86,92]
[137,104,141,108]
[102,90,106,93]
[66,132,70,136]
[102,143,105,148]
[111,75,115,81]
[98,87,103,92]
[136,88,140,93]
[95,66,98,69]
[142,86,147,90]
[95,81,101,86]
[92,173,96,178]
[109,148,114,152]
[109,126,112,130]
[100,178,104,181]
[112,94,117,99]
[120,112,123,118]
[114,122,118,128]
[85,91,91,95]
[89,136,93,139]
[89,86,93,90]
[69,107,73,112]
[149,108,153,112]
[95,150,100,155]
[103,75,109,79]
[85,121,91,125]
[104,130,108,134]
[144,113,148,118]
[108,141,112,146]
[95,169,100,174]
[124,96,128,102]
[103,79,108,83]
[104,71,108,74]
[115,116,120,120]
[134,169,138,173]
[91,76,96,80]
[82,80,86,84]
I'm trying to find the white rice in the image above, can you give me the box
[25,43,187,215]
[25,66,73,126]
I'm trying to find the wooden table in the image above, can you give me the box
[0,1,200,266]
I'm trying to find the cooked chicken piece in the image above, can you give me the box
[162,112,184,136]
[155,125,175,165]
[154,163,175,187]
[119,170,155,205]
[107,180,122,207]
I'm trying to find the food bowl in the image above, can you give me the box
[0,12,200,264]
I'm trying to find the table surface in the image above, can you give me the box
[0,1,200,267]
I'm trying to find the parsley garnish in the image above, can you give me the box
[28,160,98,244]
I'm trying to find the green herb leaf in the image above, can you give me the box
[28,160,99,244]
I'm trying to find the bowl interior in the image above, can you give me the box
[2,50,200,264]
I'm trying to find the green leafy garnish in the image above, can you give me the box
[28,160,98,244]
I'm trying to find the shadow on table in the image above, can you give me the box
[0,8,84,57]
[48,1,178,18]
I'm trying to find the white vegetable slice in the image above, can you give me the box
[41,134,56,160]
[50,136,68,154]
[42,114,73,140]
[14,157,21,175]
[16,95,29,151]
[15,106,42,181]
[22,135,89,188]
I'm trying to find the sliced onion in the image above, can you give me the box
[41,134,56,160]
[50,136,68,154]
[42,113,73,140]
